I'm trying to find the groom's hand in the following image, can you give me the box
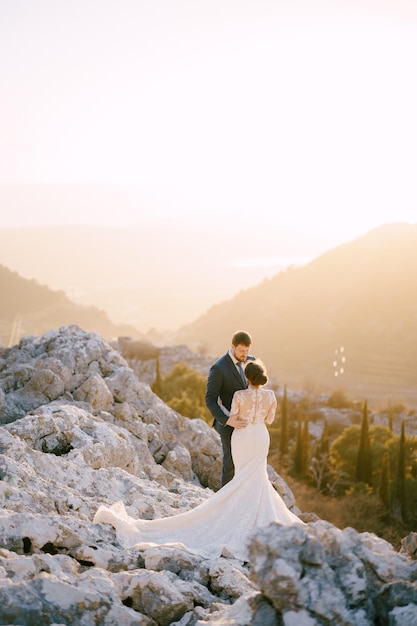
[226,415,248,429]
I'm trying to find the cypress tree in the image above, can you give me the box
[396,421,406,522]
[152,355,163,397]
[294,414,303,476]
[355,400,373,486]
[279,386,289,460]
[378,451,391,509]
[320,419,329,456]
[301,418,310,477]
[312,418,330,492]
[388,409,393,433]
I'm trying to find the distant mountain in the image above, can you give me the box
[0,264,141,346]
[177,223,417,404]
[0,223,316,333]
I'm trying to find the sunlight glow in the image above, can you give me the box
[1,1,417,331]
[232,257,312,269]
[0,0,416,239]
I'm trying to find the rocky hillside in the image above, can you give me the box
[1,326,417,624]
[0,264,141,346]
[178,223,417,405]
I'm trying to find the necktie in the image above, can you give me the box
[237,361,246,387]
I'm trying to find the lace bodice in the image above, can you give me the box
[229,387,277,425]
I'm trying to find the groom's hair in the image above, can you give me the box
[231,330,252,347]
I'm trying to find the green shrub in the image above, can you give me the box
[152,361,212,424]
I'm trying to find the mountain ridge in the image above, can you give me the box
[2,222,416,404]
[0,221,327,332]
[0,264,141,346]
[177,222,417,404]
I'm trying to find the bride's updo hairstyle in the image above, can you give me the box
[244,359,268,386]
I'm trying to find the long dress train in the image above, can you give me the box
[93,387,303,561]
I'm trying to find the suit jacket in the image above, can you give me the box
[205,352,255,428]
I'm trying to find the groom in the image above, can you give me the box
[205,330,254,487]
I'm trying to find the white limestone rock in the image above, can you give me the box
[1,325,416,626]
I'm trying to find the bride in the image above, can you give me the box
[93,359,303,561]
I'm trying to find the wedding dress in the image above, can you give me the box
[93,387,303,561]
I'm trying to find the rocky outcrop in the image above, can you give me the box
[1,325,417,625]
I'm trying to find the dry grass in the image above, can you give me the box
[283,471,346,528]
[280,471,408,550]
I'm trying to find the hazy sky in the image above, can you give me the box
[1,0,417,264]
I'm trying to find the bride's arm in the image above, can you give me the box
[264,394,278,424]
[226,393,248,429]
[217,398,230,417]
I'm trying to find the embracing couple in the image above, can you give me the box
[205,329,257,486]
[94,329,303,561]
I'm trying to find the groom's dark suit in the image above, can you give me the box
[206,352,254,487]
